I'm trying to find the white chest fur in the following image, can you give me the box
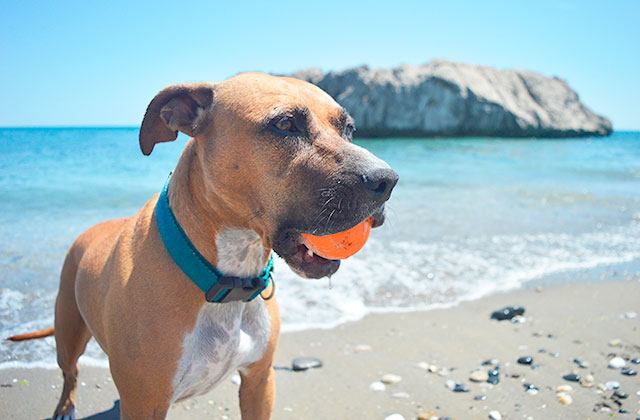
[171,229,271,403]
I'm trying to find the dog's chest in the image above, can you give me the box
[171,229,271,402]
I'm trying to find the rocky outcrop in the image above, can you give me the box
[293,60,612,138]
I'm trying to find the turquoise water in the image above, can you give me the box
[1,128,640,367]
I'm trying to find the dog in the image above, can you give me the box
[9,72,398,419]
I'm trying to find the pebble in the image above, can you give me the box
[630,358,640,364]
[487,368,500,385]
[445,380,469,392]
[511,315,526,324]
[482,358,499,366]
[490,306,525,321]
[416,411,438,420]
[469,369,489,382]
[614,390,628,399]
[517,356,533,365]
[453,383,469,393]
[556,385,573,392]
[392,392,410,399]
[291,357,323,371]
[605,381,620,390]
[474,394,487,401]
[623,311,637,319]
[579,374,594,388]
[621,367,637,376]
[381,374,402,385]
[608,356,626,369]
[549,351,560,358]
[437,367,451,376]
[369,381,386,392]
[384,414,405,420]
[416,361,430,370]
[573,357,589,368]
[488,410,502,420]
[608,338,622,347]
[524,383,539,395]
[354,344,372,352]
[562,373,580,382]
[557,392,573,405]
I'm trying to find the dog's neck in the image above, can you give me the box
[166,141,271,276]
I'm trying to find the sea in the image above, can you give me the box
[1,128,639,369]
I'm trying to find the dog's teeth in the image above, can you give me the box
[306,249,314,257]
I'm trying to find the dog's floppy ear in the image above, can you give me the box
[139,83,215,156]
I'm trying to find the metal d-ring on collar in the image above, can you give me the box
[154,173,274,303]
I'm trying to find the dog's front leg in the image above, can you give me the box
[239,364,276,420]
[239,297,279,420]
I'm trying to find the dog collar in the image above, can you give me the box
[155,173,273,303]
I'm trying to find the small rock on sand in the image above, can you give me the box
[557,392,573,405]
[392,392,410,399]
[384,414,405,420]
[354,344,372,352]
[608,356,626,369]
[291,357,323,371]
[416,361,430,370]
[417,411,438,420]
[490,306,525,321]
[556,384,573,392]
[614,390,628,399]
[381,374,402,384]
[469,370,489,382]
[523,383,539,395]
[488,410,502,420]
[369,381,386,392]
[445,380,469,392]
[487,368,500,384]
[517,356,533,365]
[579,374,594,388]
[562,373,580,382]
[605,381,620,390]
[621,367,637,376]
[608,338,622,347]
[573,357,589,368]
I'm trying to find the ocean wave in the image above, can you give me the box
[2,223,639,369]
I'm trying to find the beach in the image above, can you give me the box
[1,279,638,419]
[1,129,639,418]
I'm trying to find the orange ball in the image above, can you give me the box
[301,217,373,260]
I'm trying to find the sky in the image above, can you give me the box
[1,0,638,129]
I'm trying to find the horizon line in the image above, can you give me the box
[1,125,640,133]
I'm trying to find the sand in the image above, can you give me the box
[1,280,639,419]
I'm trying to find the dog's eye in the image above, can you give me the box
[273,116,299,135]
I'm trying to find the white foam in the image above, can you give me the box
[2,222,639,369]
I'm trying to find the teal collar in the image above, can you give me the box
[155,174,273,303]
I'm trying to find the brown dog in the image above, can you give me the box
[11,72,398,419]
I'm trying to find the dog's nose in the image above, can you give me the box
[362,168,399,201]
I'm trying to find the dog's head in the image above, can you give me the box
[140,73,398,278]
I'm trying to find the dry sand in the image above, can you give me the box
[1,280,639,419]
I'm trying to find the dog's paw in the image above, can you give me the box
[52,404,76,420]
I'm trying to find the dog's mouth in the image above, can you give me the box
[272,206,386,279]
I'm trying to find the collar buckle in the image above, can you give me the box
[205,273,270,303]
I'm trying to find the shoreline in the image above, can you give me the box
[1,279,639,419]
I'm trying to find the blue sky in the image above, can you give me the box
[1,0,638,129]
